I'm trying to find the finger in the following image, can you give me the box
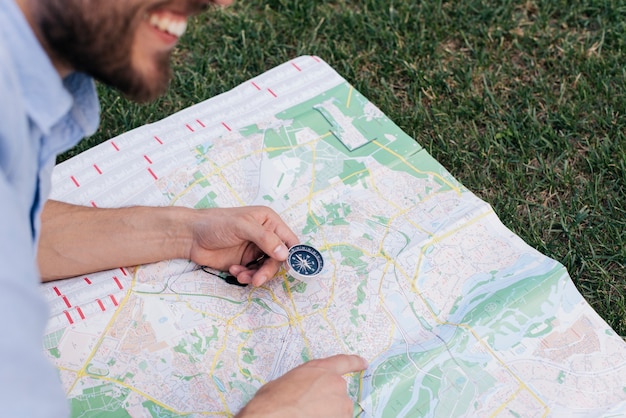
[250,257,285,286]
[258,206,300,248]
[230,256,282,287]
[229,264,246,276]
[273,221,300,249]
[250,273,268,287]
[229,265,254,284]
[308,354,368,375]
[244,208,298,262]
[239,229,288,266]
[259,236,290,263]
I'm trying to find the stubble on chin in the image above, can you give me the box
[38,1,174,103]
[107,50,173,103]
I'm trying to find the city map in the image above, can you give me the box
[42,56,626,417]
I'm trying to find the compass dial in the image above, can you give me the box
[286,245,323,281]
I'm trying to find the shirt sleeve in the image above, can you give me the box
[0,170,70,417]
[0,29,70,417]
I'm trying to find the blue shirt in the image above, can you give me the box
[0,1,99,416]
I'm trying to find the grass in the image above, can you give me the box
[59,0,626,336]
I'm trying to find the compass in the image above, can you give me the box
[286,244,324,282]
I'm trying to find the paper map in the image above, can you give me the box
[42,56,626,417]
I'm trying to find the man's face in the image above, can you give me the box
[38,0,233,102]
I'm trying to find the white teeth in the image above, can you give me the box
[149,13,187,37]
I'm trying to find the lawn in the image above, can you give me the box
[60,0,626,336]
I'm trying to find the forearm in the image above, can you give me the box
[37,200,194,281]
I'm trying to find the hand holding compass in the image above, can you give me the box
[201,243,324,286]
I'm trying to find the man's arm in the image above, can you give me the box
[39,201,366,417]
[38,200,297,283]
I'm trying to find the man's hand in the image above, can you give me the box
[236,354,368,418]
[188,206,299,286]
[38,201,297,283]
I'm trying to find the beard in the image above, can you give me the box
[38,1,174,103]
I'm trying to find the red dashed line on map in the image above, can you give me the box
[93,164,102,174]
[97,299,106,311]
[291,62,302,72]
[148,167,158,180]
[76,306,85,320]
[113,276,123,290]
[222,122,232,132]
[62,295,71,308]
[90,201,97,208]
[154,136,163,144]
[119,267,128,276]
[70,176,80,187]
[311,56,321,63]
[267,88,277,98]
[251,81,261,90]
[64,310,74,325]
[84,277,92,285]
[144,155,153,164]
[186,124,194,132]
[111,141,120,151]
[53,286,61,296]
[109,294,119,306]
[196,119,206,128]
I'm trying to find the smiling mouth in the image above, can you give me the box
[148,12,188,38]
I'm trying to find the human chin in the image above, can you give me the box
[131,52,173,102]
[119,27,177,102]
[107,50,173,103]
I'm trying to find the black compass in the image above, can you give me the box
[287,244,324,281]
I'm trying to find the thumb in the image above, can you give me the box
[309,354,368,375]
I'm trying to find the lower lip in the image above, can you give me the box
[149,24,180,47]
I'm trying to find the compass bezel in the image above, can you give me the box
[286,244,324,280]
